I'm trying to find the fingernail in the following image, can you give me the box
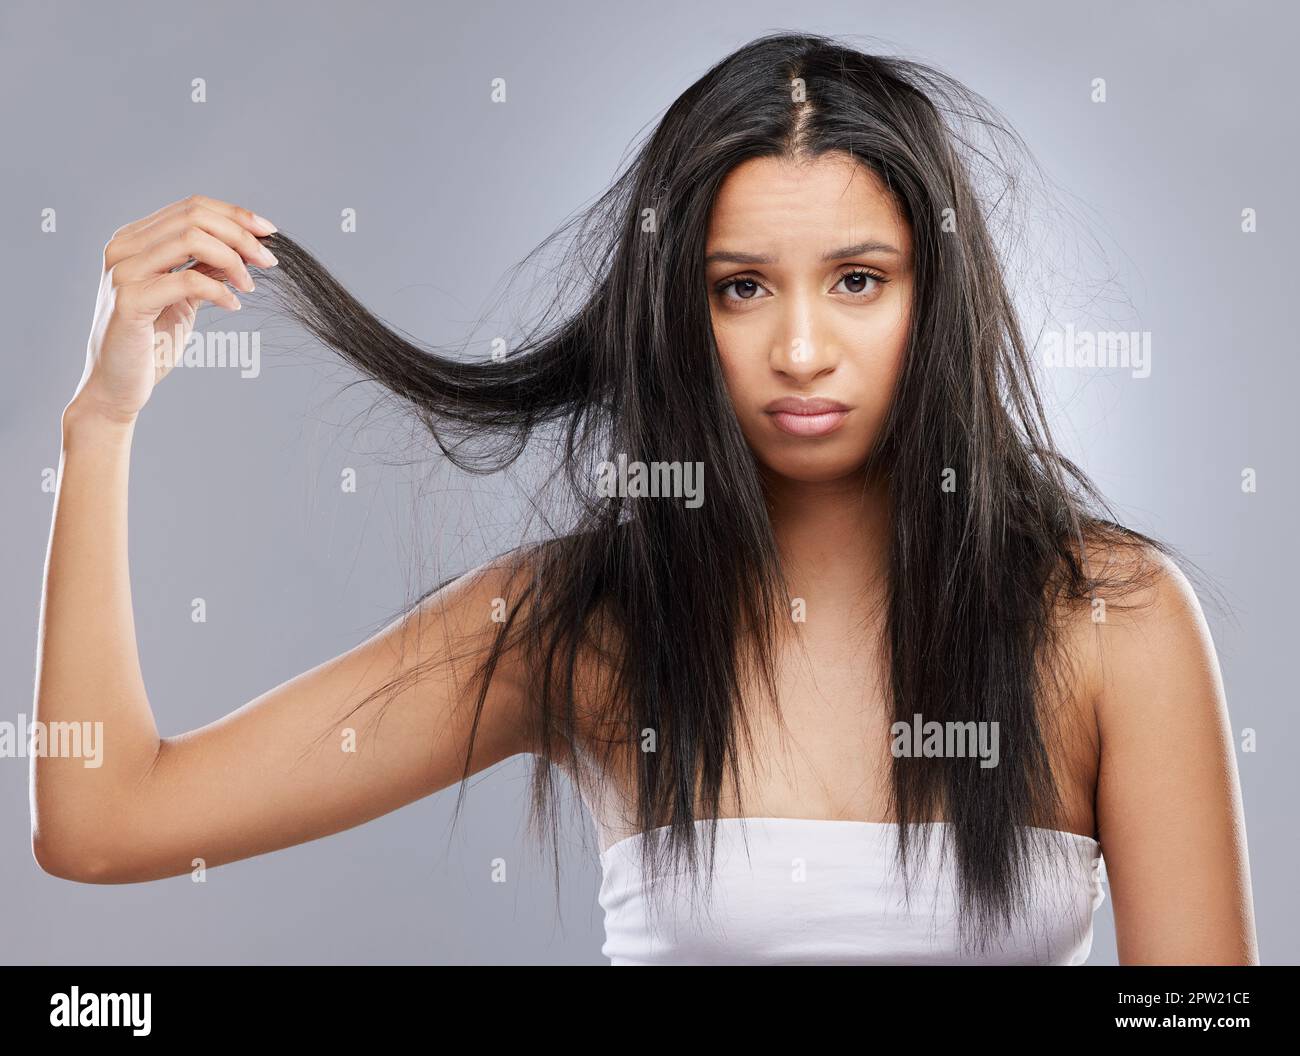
[257,247,279,267]
[252,214,278,234]
[232,297,242,310]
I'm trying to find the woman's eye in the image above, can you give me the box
[836,269,884,296]
[717,277,768,302]
[714,270,886,306]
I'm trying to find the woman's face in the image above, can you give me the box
[705,151,914,484]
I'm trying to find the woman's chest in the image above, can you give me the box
[571,626,1099,848]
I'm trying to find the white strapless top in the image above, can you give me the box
[598,817,1106,965]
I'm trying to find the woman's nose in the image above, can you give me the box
[769,299,840,382]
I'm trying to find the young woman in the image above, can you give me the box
[31,32,1257,965]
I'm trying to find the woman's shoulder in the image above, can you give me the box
[1054,524,1221,729]
[1059,523,1206,635]
[1062,529,1252,963]
[427,539,626,757]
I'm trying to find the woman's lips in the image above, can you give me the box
[769,409,849,436]
[763,397,851,437]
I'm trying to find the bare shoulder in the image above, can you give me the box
[401,547,546,749]
[1060,529,1256,963]
[1047,529,1202,699]
[1062,531,1219,718]
[1051,531,1227,791]
[417,540,623,765]
[413,547,537,640]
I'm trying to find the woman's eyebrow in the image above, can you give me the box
[703,240,902,266]
[822,239,901,260]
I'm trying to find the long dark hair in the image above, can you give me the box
[259,31,1178,951]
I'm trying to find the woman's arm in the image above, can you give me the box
[31,195,535,883]
[1091,549,1259,964]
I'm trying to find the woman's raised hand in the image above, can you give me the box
[73,194,278,423]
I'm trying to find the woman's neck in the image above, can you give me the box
[761,467,893,616]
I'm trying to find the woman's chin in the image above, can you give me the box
[755,449,873,486]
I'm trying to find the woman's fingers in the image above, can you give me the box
[115,208,277,281]
[113,225,260,292]
[185,261,244,307]
[120,268,241,317]
[106,195,276,268]
[71,196,271,422]
[181,193,276,236]
[113,193,276,240]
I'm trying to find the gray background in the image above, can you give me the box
[1,0,1295,964]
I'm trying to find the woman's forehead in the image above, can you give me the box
[706,154,909,260]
